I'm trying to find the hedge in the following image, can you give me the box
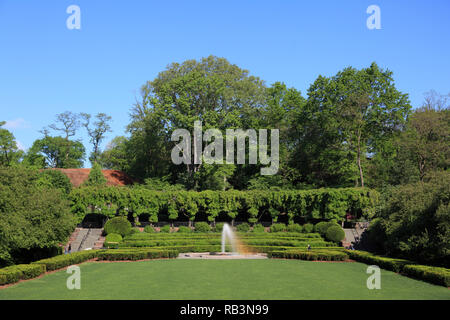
[345,250,413,273]
[31,250,100,271]
[69,187,379,224]
[0,264,46,285]
[97,249,178,261]
[402,265,450,287]
[268,250,349,261]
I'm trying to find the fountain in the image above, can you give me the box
[178,223,267,259]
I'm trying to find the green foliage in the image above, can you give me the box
[0,264,46,285]
[144,225,155,233]
[0,166,76,267]
[286,223,303,233]
[159,225,171,233]
[177,226,193,233]
[105,233,122,243]
[325,225,345,243]
[402,265,450,287]
[236,223,250,232]
[104,217,132,237]
[269,250,348,261]
[0,121,23,166]
[345,250,413,273]
[97,249,178,261]
[83,162,107,187]
[195,222,211,233]
[369,171,450,266]
[37,169,72,195]
[252,224,265,233]
[214,223,225,233]
[270,223,287,233]
[303,223,314,233]
[68,187,379,225]
[31,250,99,271]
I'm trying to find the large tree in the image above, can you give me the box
[0,121,23,166]
[127,55,266,186]
[290,63,411,188]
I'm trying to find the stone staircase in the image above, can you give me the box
[67,228,105,252]
[343,223,368,249]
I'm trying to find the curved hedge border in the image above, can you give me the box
[69,187,379,224]
[97,249,178,261]
[345,250,450,287]
[0,264,46,286]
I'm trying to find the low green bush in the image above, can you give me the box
[31,250,100,271]
[268,250,348,261]
[286,223,303,233]
[252,224,265,233]
[325,225,345,243]
[104,216,132,237]
[159,225,171,233]
[0,264,46,285]
[270,223,287,232]
[236,223,250,232]
[195,222,211,233]
[402,265,450,287]
[177,226,193,233]
[302,223,314,233]
[144,225,155,233]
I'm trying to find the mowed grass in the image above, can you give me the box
[0,259,448,300]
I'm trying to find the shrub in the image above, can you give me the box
[31,250,99,271]
[177,226,193,233]
[303,223,314,233]
[105,233,122,248]
[325,225,345,243]
[314,221,330,235]
[270,223,287,233]
[268,250,348,261]
[402,265,450,287]
[252,224,265,233]
[159,225,171,233]
[144,225,155,233]
[345,250,412,273]
[195,222,211,233]
[130,228,140,234]
[97,249,178,261]
[104,216,132,237]
[286,223,303,233]
[236,223,250,232]
[0,264,46,285]
[214,222,225,233]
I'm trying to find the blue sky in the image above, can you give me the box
[1,0,449,166]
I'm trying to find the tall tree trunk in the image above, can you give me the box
[357,134,364,188]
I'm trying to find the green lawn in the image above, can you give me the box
[0,259,448,300]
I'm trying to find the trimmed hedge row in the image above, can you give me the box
[124,232,323,240]
[0,264,46,286]
[268,250,349,261]
[345,250,412,273]
[402,265,450,287]
[97,249,178,261]
[31,250,100,271]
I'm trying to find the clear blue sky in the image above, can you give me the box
[1,0,449,167]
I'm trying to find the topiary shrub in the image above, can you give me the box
[303,223,314,233]
[104,216,132,237]
[270,223,287,232]
[286,223,303,233]
[195,222,211,233]
[314,221,330,235]
[159,225,171,233]
[252,224,265,233]
[144,225,155,233]
[325,225,345,243]
[177,226,193,233]
[236,222,250,232]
